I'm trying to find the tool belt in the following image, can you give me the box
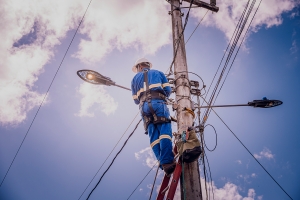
[139,91,166,104]
[140,70,171,135]
[176,127,202,163]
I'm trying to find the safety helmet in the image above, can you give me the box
[132,58,152,73]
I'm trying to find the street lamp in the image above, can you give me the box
[77,69,131,91]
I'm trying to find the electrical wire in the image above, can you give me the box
[211,0,262,109]
[86,119,142,200]
[126,161,159,200]
[200,96,293,200]
[204,153,214,200]
[185,10,209,44]
[203,124,217,152]
[200,0,251,122]
[201,0,255,124]
[149,164,160,200]
[78,112,140,199]
[0,0,94,187]
[166,0,194,76]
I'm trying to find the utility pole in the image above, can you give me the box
[169,0,218,199]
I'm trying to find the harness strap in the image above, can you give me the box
[143,71,157,119]
[140,70,171,134]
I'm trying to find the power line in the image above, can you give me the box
[126,161,159,200]
[149,163,160,200]
[166,0,194,76]
[185,10,209,44]
[212,0,262,107]
[200,96,293,200]
[0,0,94,187]
[202,0,256,124]
[200,0,251,121]
[78,112,140,199]
[204,153,214,200]
[86,119,142,200]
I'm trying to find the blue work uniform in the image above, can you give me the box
[131,68,174,165]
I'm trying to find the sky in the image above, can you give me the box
[0,0,299,199]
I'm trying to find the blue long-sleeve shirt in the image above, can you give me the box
[131,68,171,105]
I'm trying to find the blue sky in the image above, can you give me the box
[0,0,299,200]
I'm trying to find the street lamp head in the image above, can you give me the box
[86,73,94,80]
[248,98,283,108]
[77,69,115,86]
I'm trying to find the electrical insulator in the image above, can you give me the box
[190,89,201,96]
[190,80,199,88]
[168,78,175,85]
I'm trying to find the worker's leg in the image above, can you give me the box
[150,100,174,165]
[148,123,161,164]
[156,122,174,165]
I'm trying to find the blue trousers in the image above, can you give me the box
[140,100,174,165]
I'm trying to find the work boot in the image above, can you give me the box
[162,162,176,175]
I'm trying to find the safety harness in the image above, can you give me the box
[139,70,171,134]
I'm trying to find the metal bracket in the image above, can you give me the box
[195,125,204,133]
[168,77,175,85]
[190,88,201,96]
[190,80,199,88]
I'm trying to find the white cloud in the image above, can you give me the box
[135,147,261,200]
[76,83,118,117]
[135,147,157,168]
[251,173,257,178]
[0,0,172,125]
[201,179,258,200]
[0,0,82,125]
[74,0,171,64]
[236,160,242,164]
[290,40,298,54]
[254,147,275,160]
[191,0,298,42]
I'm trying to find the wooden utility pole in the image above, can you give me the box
[169,0,218,199]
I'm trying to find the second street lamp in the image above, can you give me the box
[196,98,283,109]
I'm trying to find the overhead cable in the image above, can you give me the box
[204,153,215,200]
[0,0,94,187]
[202,0,255,124]
[204,124,217,152]
[78,112,140,199]
[200,0,251,121]
[185,10,209,44]
[201,0,251,109]
[126,161,159,200]
[86,119,142,200]
[166,0,194,76]
[149,164,160,200]
[200,96,293,200]
[211,0,262,109]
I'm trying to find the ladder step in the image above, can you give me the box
[161,185,170,194]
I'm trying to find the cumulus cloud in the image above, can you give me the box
[135,147,261,200]
[236,160,242,164]
[74,0,171,64]
[0,0,171,125]
[254,147,275,160]
[0,0,82,125]
[135,147,157,168]
[190,0,299,41]
[76,83,118,117]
